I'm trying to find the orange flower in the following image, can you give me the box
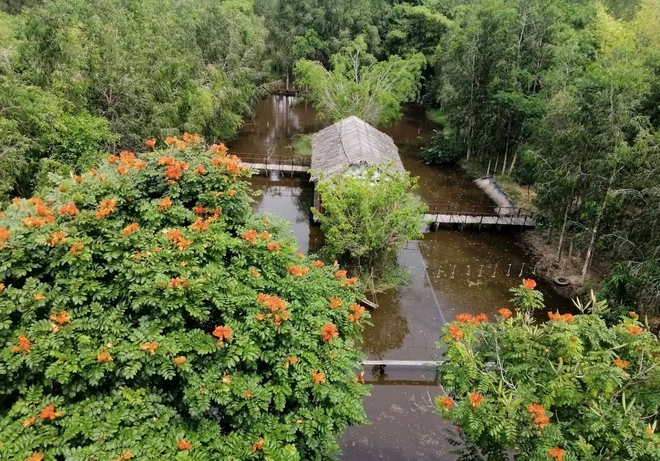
[211,143,228,156]
[96,198,117,219]
[26,454,44,461]
[498,307,513,320]
[241,229,257,245]
[139,342,159,355]
[165,164,182,181]
[312,369,326,384]
[523,278,537,290]
[348,303,365,323]
[646,426,654,435]
[252,437,264,452]
[0,283,4,292]
[527,403,550,429]
[39,404,62,420]
[177,439,192,451]
[212,325,233,345]
[244,390,252,398]
[321,323,338,343]
[227,189,236,197]
[190,218,209,232]
[134,160,147,170]
[145,138,157,149]
[629,311,639,319]
[256,313,265,321]
[175,140,186,150]
[158,197,172,211]
[33,293,46,301]
[258,231,272,241]
[249,267,262,278]
[334,270,347,279]
[48,231,67,246]
[22,416,37,428]
[286,356,299,366]
[166,229,193,250]
[97,352,113,363]
[108,155,120,163]
[614,359,629,369]
[547,447,566,461]
[328,297,342,309]
[158,156,175,166]
[448,324,463,340]
[296,252,304,259]
[174,356,187,365]
[122,222,140,236]
[194,165,207,175]
[49,310,70,325]
[627,324,643,335]
[169,277,189,289]
[117,165,129,175]
[14,334,31,353]
[341,277,358,287]
[266,242,281,252]
[469,392,484,408]
[192,204,206,215]
[165,136,178,146]
[0,227,10,241]
[256,293,289,312]
[436,396,454,410]
[70,242,85,256]
[547,312,574,323]
[311,260,325,268]
[288,266,309,277]
[475,313,488,323]
[117,452,134,461]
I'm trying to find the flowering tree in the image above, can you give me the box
[436,281,660,461]
[0,138,369,460]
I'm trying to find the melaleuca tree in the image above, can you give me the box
[436,281,660,461]
[0,138,369,460]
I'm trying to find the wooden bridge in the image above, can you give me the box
[237,153,310,176]
[425,204,536,229]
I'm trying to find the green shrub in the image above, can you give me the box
[0,140,369,460]
[436,282,660,461]
[421,128,462,165]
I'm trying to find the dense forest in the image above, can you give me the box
[1,0,658,314]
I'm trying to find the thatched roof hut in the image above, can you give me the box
[310,116,404,182]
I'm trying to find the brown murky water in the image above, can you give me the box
[230,96,572,460]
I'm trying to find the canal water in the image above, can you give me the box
[230,95,572,460]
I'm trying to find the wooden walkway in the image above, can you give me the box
[241,162,309,173]
[424,213,536,227]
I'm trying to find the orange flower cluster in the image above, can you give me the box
[328,297,342,309]
[252,437,264,452]
[436,396,454,410]
[244,390,252,398]
[210,143,228,156]
[194,165,207,175]
[177,439,192,451]
[311,260,325,268]
[312,369,326,384]
[34,293,46,301]
[156,198,172,213]
[334,270,347,279]
[455,313,488,324]
[26,453,44,461]
[165,136,178,146]
[0,227,10,247]
[249,267,261,278]
[39,404,62,420]
[11,334,31,353]
[0,283,4,292]
[97,199,118,219]
[145,138,156,149]
[547,447,566,461]
[614,359,629,369]
[341,277,358,287]
[49,310,70,325]
[192,204,206,215]
[523,278,537,290]
[48,231,67,246]
[627,324,643,335]
[321,323,338,343]
[115,451,134,461]
[97,352,113,363]
[22,214,55,228]
[629,311,639,319]
[190,217,208,232]
[288,266,310,277]
[548,312,574,323]
[58,202,79,216]
[22,416,36,428]
[70,242,85,256]
[169,277,189,289]
[527,403,550,429]
[448,324,464,341]
[266,242,281,252]
[241,229,258,245]
[30,197,54,219]
[109,151,147,174]
[139,342,159,355]
[227,189,236,197]
[210,154,244,175]
[212,325,233,345]
[166,229,193,250]
[286,356,299,367]
[257,293,289,312]
[498,307,513,319]
[469,392,484,408]
[174,356,187,365]
[182,132,201,145]
[348,303,365,323]
[122,222,140,236]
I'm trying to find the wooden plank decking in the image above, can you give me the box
[362,360,442,367]
[241,162,309,173]
[424,213,536,227]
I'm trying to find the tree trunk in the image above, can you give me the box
[508,150,518,175]
[486,157,492,176]
[502,117,512,175]
[286,69,290,91]
[568,236,574,260]
[581,170,616,282]
[556,198,571,263]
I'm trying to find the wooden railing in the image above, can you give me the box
[234,152,311,168]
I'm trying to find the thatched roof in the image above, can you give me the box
[310,116,404,182]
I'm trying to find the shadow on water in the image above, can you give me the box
[232,96,572,461]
